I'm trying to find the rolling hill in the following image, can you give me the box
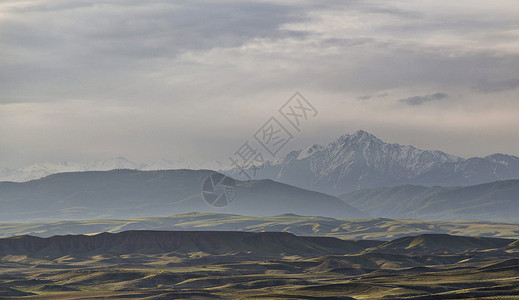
[340,179,519,222]
[2,212,519,241]
[0,230,381,258]
[375,233,515,253]
[1,231,518,299]
[1,231,516,258]
[0,169,366,222]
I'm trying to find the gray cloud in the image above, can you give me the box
[476,78,519,93]
[0,1,307,104]
[358,92,389,101]
[399,93,448,106]
[1,0,519,168]
[357,95,372,100]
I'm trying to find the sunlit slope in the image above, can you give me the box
[2,212,519,240]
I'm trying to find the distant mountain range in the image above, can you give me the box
[341,179,519,222]
[226,130,519,195]
[2,131,518,223]
[0,157,218,182]
[0,169,366,222]
[4,131,519,197]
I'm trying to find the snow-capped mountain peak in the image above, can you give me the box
[298,144,324,159]
[226,130,519,195]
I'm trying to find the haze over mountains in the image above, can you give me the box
[2,168,516,223]
[4,131,519,197]
[0,157,213,182]
[341,180,519,222]
[3,130,519,199]
[0,169,365,222]
[1,130,518,223]
[227,130,519,195]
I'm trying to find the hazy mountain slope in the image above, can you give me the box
[0,169,366,222]
[412,154,519,187]
[341,180,519,222]
[3,212,519,241]
[226,130,519,195]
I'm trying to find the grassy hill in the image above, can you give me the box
[340,180,519,222]
[2,212,519,241]
[376,233,515,253]
[0,230,382,258]
[0,230,518,299]
[1,231,516,258]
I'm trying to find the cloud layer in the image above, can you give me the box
[399,93,448,106]
[1,0,519,168]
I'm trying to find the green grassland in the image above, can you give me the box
[0,231,519,299]
[2,212,519,241]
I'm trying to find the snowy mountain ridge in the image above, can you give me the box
[0,157,210,182]
[226,130,519,195]
[4,131,519,193]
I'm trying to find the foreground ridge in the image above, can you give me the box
[1,231,518,299]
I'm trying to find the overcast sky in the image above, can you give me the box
[1,0,519,168]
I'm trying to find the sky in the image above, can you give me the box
[1,0,519,169]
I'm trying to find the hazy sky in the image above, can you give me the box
[1,0,519,168]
